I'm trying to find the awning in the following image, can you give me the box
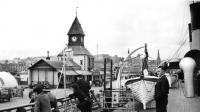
[63,70,92,76]
[76,70,92,75]
[64,70,79,76]
[0,72,18,88]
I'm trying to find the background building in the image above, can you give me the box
[28,16,95,88]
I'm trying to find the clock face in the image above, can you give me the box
[72,36,77,42]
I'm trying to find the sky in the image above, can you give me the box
[0,0,193,60]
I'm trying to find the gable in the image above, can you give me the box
[28,59,56,70]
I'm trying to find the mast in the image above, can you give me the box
[142,43,148,73]
[97,44,99,60]
[63,49,66,112]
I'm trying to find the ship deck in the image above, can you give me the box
[113,82,200,112]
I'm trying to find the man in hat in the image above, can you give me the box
[154,62,170,112]
[33,84,52,112]
[45,90,59,112]
[76,75,91,98]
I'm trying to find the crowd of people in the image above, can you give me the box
[26,74,92,112]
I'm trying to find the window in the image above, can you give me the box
[80,60,83,65]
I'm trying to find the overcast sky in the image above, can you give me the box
[0,0,192,60]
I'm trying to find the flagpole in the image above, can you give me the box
[63,45,67,112]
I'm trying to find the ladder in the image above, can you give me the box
[90,90,102,110]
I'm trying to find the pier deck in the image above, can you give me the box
[114,84,200,112]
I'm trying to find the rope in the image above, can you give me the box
[168,2,189,60]
[169,28,188,61]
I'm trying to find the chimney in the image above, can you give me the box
[190,2,200,50]
[46,51,50,60]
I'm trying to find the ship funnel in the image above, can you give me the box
[190,2,200,49]
[179,57,196,97]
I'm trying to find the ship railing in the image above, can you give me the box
[99,89,144,112]
[100,89,156,112]
[0,97,80,112]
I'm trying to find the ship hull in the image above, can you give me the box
[125,77,158,109]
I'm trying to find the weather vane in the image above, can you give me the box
[76,6,78,16]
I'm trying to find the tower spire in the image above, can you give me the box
[128,48,130,54]
[157,49,161,66]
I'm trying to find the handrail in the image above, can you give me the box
[0,103,35,111]
[0,97,73,112]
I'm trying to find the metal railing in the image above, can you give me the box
[99,89,135,111]
[0,97,80,112]
[99,89,155,112]
[0,103,35,112]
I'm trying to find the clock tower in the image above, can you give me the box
[58,16,94,72]
[68,17,85,46]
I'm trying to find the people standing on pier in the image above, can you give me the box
[68,83,92,112]
[154,62,169,112]
[33,84,52,112]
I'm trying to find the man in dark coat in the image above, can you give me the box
[69,83,92,112]
[44,90,59,112]
[76,75,91,98]
[33,84,52,112]
[155,62,169,112]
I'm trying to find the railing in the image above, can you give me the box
[0,89,103,112]
[0,97,79,112]
[100,89,155,112]
[0,89,157,112]
[0,103,34,112]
